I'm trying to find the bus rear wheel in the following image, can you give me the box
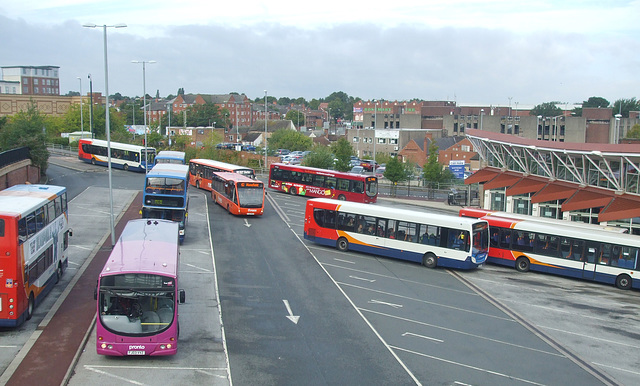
[56,264,63,283]
[338,195,346,201]
[515,256,530,272]
[290,187,297,195]
[91,158,96,165]
[123,164,129,171]
[337,237,349,252]
[196,180,200,189]
[616,274,632,290]
[26,293,34,320]
[423,253,437,268]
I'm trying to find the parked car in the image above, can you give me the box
[350,166,365,174]
[277,149,290,156]
[375,166,386,177]
[360,159,379,172]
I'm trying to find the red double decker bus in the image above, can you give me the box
[211,172,265,216]
[269,163,377,203]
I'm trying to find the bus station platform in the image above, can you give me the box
[2,188,142,386]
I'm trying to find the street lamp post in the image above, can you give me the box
[480,109,484,131]
[132,60,156,174]
[77,77,84,138]
[264,90,268,172]
[88,74,94,138]
[614,113,622,144]
[83,22,127,247]
[373,100,378,172]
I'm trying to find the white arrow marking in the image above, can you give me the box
[349,275,376,283]
[244,219,251,228]
[283,299,300,324]
[402,332,444,343]
[368,299,403,308]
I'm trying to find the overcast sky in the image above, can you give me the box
[2,1,639,108]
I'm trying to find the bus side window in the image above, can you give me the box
[313,208,325,227]
[337,179,349,192]
[500,229,512,249]
[324,210,336,229]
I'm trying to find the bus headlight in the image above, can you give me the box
[179,230,185,236]
[160,344,166,350]
[166,343,172,349]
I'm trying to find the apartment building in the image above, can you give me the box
[0,65,60,95]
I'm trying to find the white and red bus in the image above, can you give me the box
[78,138,155,172]
[188,159,255,190]
[465,212,640,290]
[269,163,378,203]
[95,219,185,356]
[211,172,265,216]
[304,198,488,269]
[0,184,71,327]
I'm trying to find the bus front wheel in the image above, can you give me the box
[196,180,200,189]
[26,293,34,320]
[337,195,346,201]
[423,253,437,268]
[123,164,129,171]
[616,274,632,290]
[337,237,349,252]
[91,158,96,165]
[515,256,530,272]
[290,187,297,195]
[56,263,63,283]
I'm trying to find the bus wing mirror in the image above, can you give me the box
[94,280,98,300]
[69,228,73,237]
[179,289,186,304]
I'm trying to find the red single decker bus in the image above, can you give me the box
[188,159,255,191]
[269,163,378,203]
[211,172,265,216]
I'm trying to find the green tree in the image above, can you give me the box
[530,101,563,117]
[573,96,610,116]
[268,129,312,151]
[285,110,305,128]
[625,124,640,139]
[303,144,335,169]
[331,137,353,172]
[612,98,640,118]
[187,103,222,127]
[422,142,444,188]
[0,102,49,174]
[384,156,407,184]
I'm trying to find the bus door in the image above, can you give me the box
[582,241,599,280]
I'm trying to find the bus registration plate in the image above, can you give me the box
[127,350,145,355]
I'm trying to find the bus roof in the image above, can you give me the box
[189,159,253,171]
[212,171,263,184]
[100,219,180,277]
[272,163,374,180]
[0,184,66,217]
[148,164,190,178]
[309,198,483,228]
[156,150,185,159]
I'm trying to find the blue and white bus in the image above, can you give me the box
[141,164,190,243]
[304,198,489,270]
[155,150,186,165]
[78,138,155,172]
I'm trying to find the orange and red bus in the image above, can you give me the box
[188,159,255,191]
[211,172,265,216]
[269,163,378,203]
[459,210,640,290]
[0,184,71,327]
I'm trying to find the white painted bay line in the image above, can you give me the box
[334,258,355,264]
[361,307,562,357]
[369,299,403,308]
[84,366,145,385]
[539,325,640,350]
[341,281,512,322]
[592,361,640,376]
[402,331,443,343]
[390,345,547,386]
[349,275,375,282]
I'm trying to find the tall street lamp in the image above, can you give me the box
[614,113,622,144]
[132,60,156,174]
[77,77,84,138]
[83,22,127,247]
[480,109,485,131]
[264,90,268,172]
[88,74,94,138]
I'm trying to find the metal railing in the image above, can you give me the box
[0,147,30,169]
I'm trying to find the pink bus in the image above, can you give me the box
[95,219,185,356]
